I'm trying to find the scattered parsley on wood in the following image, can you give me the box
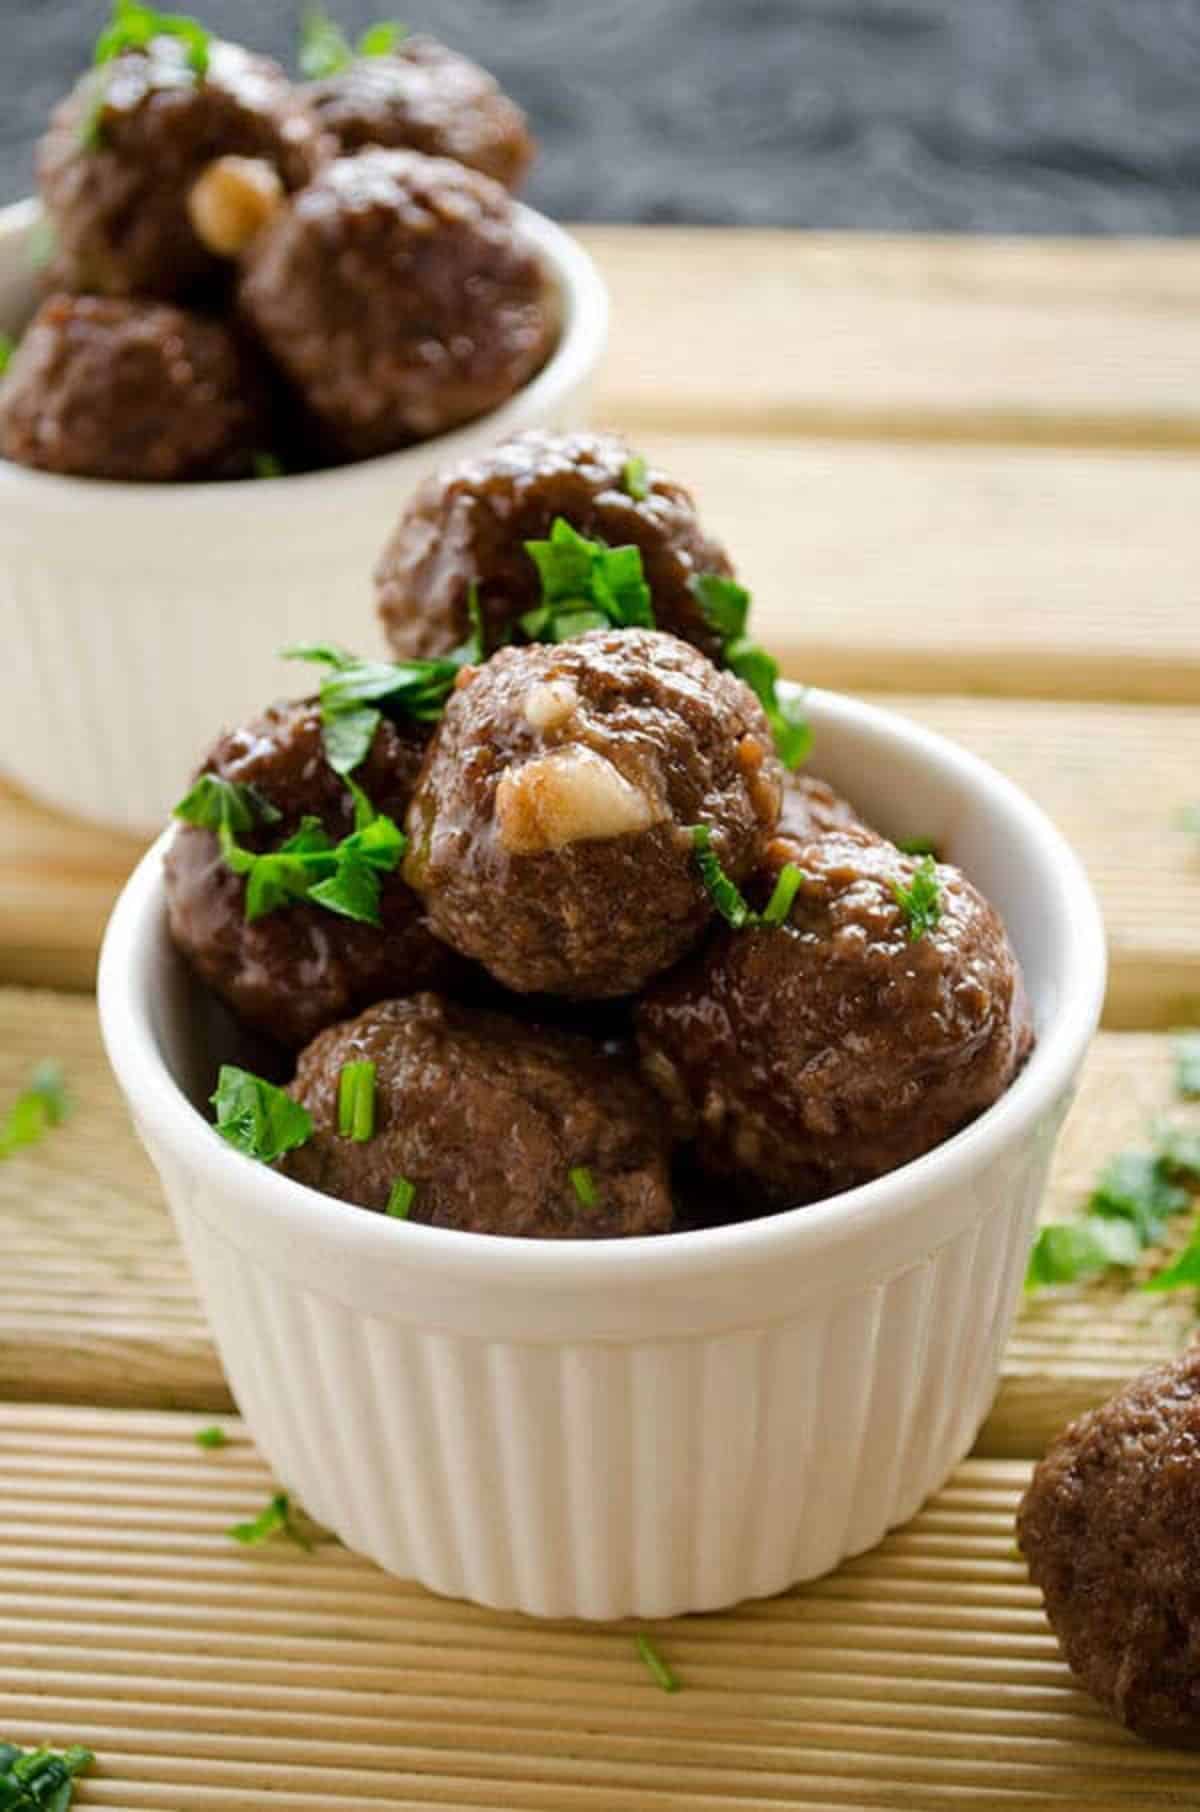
[229,1490,312,1551]
[1176,803,1200,836]
[521,518,654,642]
[94,0,211,76]
[211,1066,312,1163]
[1174,1031,1200,1100]
[690,824,802,931]
[891,855,942,941]
[0,1741,94,1810]
[386,1176,415,1218]
[689,572,812,770]
[299,8,406,78]
[194,1425,228,1450]
[635,1634,680,1693]
[337,1061,377,1142]
[1026,1124,1200,1291]
[0,1062,71,1161]
[620,454,649,500]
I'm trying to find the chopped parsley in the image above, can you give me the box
[0,1742,94,1810]
[521,518,654,643]
[174,772,280,837]
[217,805,406,927]
[93,0,211,76]
[689,824,802,931]
[688,572,812,770]
[0,335,14,379]
[1174,1031,1200,1100]
[284,639,478,778]
[229,1490,311,1550]
[252,451,284,479]
[897,835,939,858]
[386,1176,415,1218]
[1026,1126,1200,1291]
[211,1066,312,1164]
[891,855,942,942]
[298,8,407,79]
[620,454,649,501]
[569,1165,598,1208]
[634,1634,679,1694]
[337,1061,377,1142]
[0,1062,71,1161]
[1177,803,1200,836]
[194,1425,228,1449]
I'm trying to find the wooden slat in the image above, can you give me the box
[583,228,1200,446]
[2,989,1197,1455]
[2,686,1197,1024]
[4,1404,1200,1811]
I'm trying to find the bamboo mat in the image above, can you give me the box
[5,1403,1200,1811]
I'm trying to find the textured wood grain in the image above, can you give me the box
[2,990,1197,1452]
[5,1405,1200,1811]
[583,228,1200,445]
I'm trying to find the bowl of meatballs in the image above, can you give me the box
[99,428,1107,1621]
[0,7,606,833]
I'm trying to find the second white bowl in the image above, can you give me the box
[0,198,608,834]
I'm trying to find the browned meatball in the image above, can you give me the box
[38,38,324,301]
[238,149,554,461]
[0,293,266,481]
[281,993,675,1238]
[637,826,1032,1205]
[778,771,866,843]
[404,629,783,998]
[376,429,736,663]
[305,36,533,190]
[1018,1348,1200,1747]
[165,700,460,1049]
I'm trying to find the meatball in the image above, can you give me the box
[238,149,555,461]
[304,35,533,190]
[38,38,324,300]
[0,293,266,481]
[281,993,675,1238]
[1018,1348,1200,1747]
[405,629,783,998]
[165,700,460,1049]
[636,826,1032,1205]
[778,771,865,843]
[376,429,737,663]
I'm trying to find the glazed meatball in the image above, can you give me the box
[305,36,533,190]
[281,993,675,1238]
[778,771,865,844]
[38,38,324,300]
[1018,1348,1200,1747]
[404,629,783,998]
[637,826,1032,1205]
[238,149,555,461]
[376,429,737,662]
[165,700,460,1049]
[0,293,266,481]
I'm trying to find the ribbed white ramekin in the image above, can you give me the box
[98,688,1106,1619]
[0,198,608,835]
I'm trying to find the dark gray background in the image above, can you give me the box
[2,0,1197,231]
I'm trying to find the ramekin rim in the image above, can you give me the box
[97,684,1108,1289]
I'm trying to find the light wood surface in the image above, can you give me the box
[6,1404,1200,1811]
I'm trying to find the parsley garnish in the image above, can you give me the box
[1026,1127,1200,1290]
[93,0,211,76]
[211,1066,312,1163]
[0,335,14,378]
[688,572,812,770]
[173,772,280,837]
[1177,803,1200,836]
[0,1742,94,1810]
[337,1060,377,1142]
[1174,1031,1200,1100]
[216,804,406,927]
[298,8,406,78]
[897,836,939,857]
[634,1634,679,1693]
[620,454,648,501]
[689,824,803,931]
[229,1490,312,1550]
[195,1424,228,1449]
[0,1062,71,1161]
[386,1176,415,1218]
[520,518,654,643]
[891,854,942,941]
[252,451,284,479]
[569,1165,598,1207]
[284,640,476,778]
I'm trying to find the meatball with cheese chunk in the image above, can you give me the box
[403,629,783,998]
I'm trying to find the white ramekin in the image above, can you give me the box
[0,197,608,835]
[98,686,1106,1620]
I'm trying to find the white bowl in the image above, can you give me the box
[0,197,608,835]
[98,685,1106,1619]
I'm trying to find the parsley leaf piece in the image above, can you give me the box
[620,454,649,501]
[215,801,405,929]
[1144,1221,1200,1292]
[358,20,406,55]
[94,0,210,76]
[689,573,812,771]
[0,335,14,378]
[307,812,406,926]
[195,1425,228,1449]
[211,1065,312,1163]
[1174,1030,1200,1100]
[522,517,654,641]
[282,642,466,776]
[252,451,284,479]
[0,1744,94,1812]
[0,1062,71,1161]
[569,1165,599,1208]
[337,1060,377,1142]
[689,824,756,929]
[891,854,942,942]
[1176,803,1200,835]
[690,572,750,641]
[386,1175,415,1218]
[174,772,280,836]
[1090,1148,1189,1244]
[1157,1121,1200,1184]
[760,861,804,927]
[635,1633,680,1693]
[897,836,939,857]
[1025,1215,1143,1289]
[229,1489,311,1550]
[297,6,353,77]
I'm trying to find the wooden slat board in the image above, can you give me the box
[5,1404,1200,1811]
[2,988,1196,1453]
